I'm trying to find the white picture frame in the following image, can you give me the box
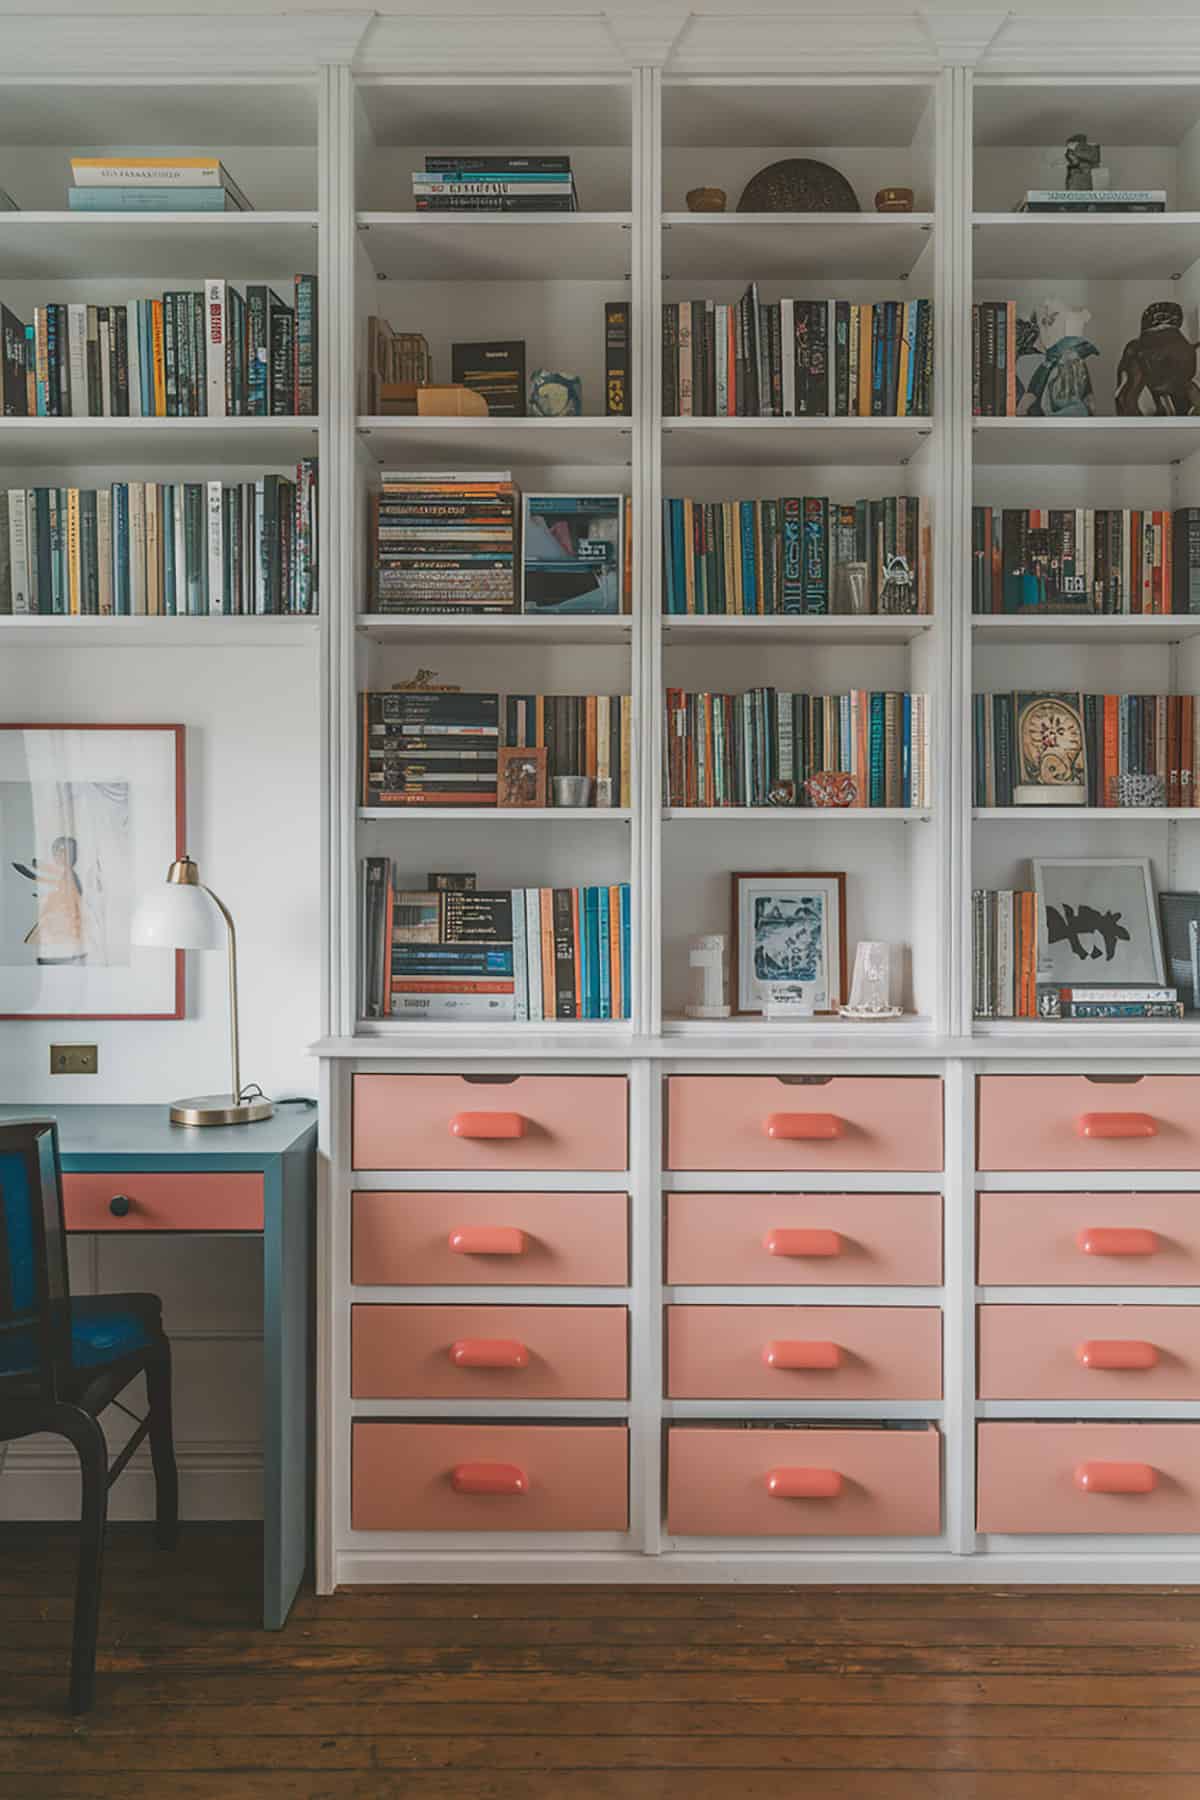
[1031,855,1165,987]
[731,870,846,1017]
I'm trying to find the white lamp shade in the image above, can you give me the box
[131,881,220,952]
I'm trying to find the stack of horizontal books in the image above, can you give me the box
[413,154,577,212]
[360,690,500,807]
[67,155,252,212]
[371,471,518,613]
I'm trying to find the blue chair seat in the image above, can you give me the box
[0,1296,155,1378]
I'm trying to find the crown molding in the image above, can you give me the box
[918,9,1010,65]
[0,11,373,75]
[354,11,628,73]
[665,11,937,73]
[603,6,691,66]
[977,13,1200,71]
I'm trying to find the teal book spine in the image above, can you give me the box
[68,187,237,211]
[619,885,631,1021]
[869,692,885,806]
[597,887,612,1020]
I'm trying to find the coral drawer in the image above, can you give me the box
[352,1422,628,1532]
[351,1304,628,1399]
[977,1075,1200,1172]
[352,1191,629,1287]
[665,1077,942,1172]
[667,1425,941,1537]
[977,1423,1200,1533]
[667,1192,941,1286]
[61,1171,264,1233]
[978,1191,1200,1286]
[666,1305,942,1400]
[352,1074,628,1172]
[978,1304,1200,1400]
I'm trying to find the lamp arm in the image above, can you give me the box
[202,884,242,1104]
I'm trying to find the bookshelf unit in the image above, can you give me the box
[10,11,1200,1592]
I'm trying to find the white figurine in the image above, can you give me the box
[839,941,902,1020]
[684,933,730,1018]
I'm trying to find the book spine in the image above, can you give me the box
[604,301,631,416]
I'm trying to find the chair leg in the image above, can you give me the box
[50,1407,109,1716]
[145,1342,179,1551]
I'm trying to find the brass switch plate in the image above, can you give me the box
[50,1044,98,1075]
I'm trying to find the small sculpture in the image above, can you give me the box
[766,778,796,807]
[686,187,726,213]
[1115,301,1200,417]
[391,670,461,692]
[839,940,902,1019]
[805,771,857,808]
[737,158,859,213]
[1064,133,1102,191]
[529,370,582,417]
[880,552,917,615]
[684,933,731,1018]
[874,187,914,213]
[1017,298,1098,418]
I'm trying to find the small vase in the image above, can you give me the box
[686,187,727,213]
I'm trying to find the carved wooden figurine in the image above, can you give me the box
[1115,301,1200,417]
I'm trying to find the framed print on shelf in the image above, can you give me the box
[1032,855,1164,988]
[731,870,846,1017]
[497,745,548,808]
[0,724,185,1020]
[1159,891,1200,1012]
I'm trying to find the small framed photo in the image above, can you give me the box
[731,870,846,1017]
[1032,856,1165,987]
[498,745,547,808]
[1159,892,1200,1012]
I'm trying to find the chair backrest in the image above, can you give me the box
[0,1119,71,1397]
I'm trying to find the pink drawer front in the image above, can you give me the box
[667,1425,941,1537]
[352,1191,629,1287]
[351,1304,628,1399]
[979,1192,1200,1286]
[352,1074,628,1172]
[667,1192,941,1286]
[666,1077,942,1172]
[61,1171,264,1233]
[352,1422,628,1532]
[977,1075,1200,1172]
[665,1305,942,1400]
[978,1304,1200,1400]
[977,1422,1200,1533]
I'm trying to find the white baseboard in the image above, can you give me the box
[0,1440,262,1522]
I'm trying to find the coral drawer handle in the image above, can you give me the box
[766,1466,843,1500]
[1074,1461,1157,1495]
[764,1228,841,1258]
[451,1462,528,1496]
[762,1339,841,1370]
[1076,1112,1157,1140]
[449,1338,529,1369]
[763,1113,843,1141]
[1077,1339,1159,1371]
[449,1111,526,1140]
[448,1227,527,1257]
[1078,1228,1158,1258]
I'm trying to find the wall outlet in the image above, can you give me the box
[50,1044,98,1076]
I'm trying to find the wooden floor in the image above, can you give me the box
[2,1526,1200,1797]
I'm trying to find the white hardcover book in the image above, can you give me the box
[778,690,794,785]
[596,694,611,803]
[128,482,147,615]
[96,489,113,616]
[525,886,543,1022]
[8,490,29,614]
[206,479,225,614]
[67,304,88,417]
[70,157,252,211]
[174,482,187,614]
[145,485,160,616]
[996,889,1014,1017]
[25,492,38,614]
[0,491,9,613]
[511,888,529,1022]
[254,477,266,613]
[204,279,226,418]
[780,296,795,416]
[388,994,517,1022]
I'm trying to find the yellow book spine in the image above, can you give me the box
[67,488,81,614]
[151,302,166,416]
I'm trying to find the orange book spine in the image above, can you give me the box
[1103,692,1119,808]
[608,885,621,1021]
[390,979,514,996]
[151,301,166,416]
[585,694,598,781]
[535,695,545,748]
[857,305,873,418]
[572,889,583,1017]
[1005,302,1017,416]
[539,889,555,1020]
[855,688,869,808]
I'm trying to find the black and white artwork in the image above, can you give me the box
[732,871,845,1016]
[1032,856,1164,986]
[1159,892,1200,1012]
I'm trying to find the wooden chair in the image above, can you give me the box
[0,1118,178,1712]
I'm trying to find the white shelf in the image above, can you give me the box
[661,212,934,281]
[973,416,1200,466]
[357,212,632,281]
[973,613,1200,644]
[358,613,631,645]
[664,613,932,645]
[973,807,1199,821]
[664,806,931,821]
[972,212,1200,282]
[358,807,632,822]
[0,416,318,468]
[662,1013,934,1039]
[0,210,319,279]
[662,416,931,468]
[357,415,632,467]
[0,615,317,647]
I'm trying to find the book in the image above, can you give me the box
[372,472,519,613]
[522,495,624,614]
[605,301,631,416]
[1020,189,1166,212]
[67,187,242,212]
[70,157,252,210]
[451,340,526,416]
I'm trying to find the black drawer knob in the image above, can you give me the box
[109,1195,132,1218]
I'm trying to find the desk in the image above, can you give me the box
[0,1104,317,1629]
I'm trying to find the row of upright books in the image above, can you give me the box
[661,288,934,418]
[972,506,1200,615]
[972,889,1184,1021]
[973,690,1200,808]
[663,494,928,616]
[360,863,631,1022]
[0,278,317,418]
[1,466,317,617]
[413,154,578,212]
[664,687,930,809]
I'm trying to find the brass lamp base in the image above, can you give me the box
[170,1093,275,1127]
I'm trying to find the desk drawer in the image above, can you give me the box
[977,1422,1200,1534]
[665,1077,942,1172]
[666,1305,941,1400]
[667,1425,941,1537]
[667,1192,941,1286]
[351,1303,628,1399]
[352,1074,628,1172]
[978,1191,1200,1286]
[352,1421,628,1533]
[978,1304,1200,1401]
[977,1075,1200,1172]
[352,1190,628,1287]
[61,1171,263,1233]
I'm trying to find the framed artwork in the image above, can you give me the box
[0,724,185,1020]
[1032,855,1164,987]
[731,871,846,1016]
[498,745,548,808]
[1159,892,1200,1011]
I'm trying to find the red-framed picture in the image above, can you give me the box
[0,724,185,1020]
